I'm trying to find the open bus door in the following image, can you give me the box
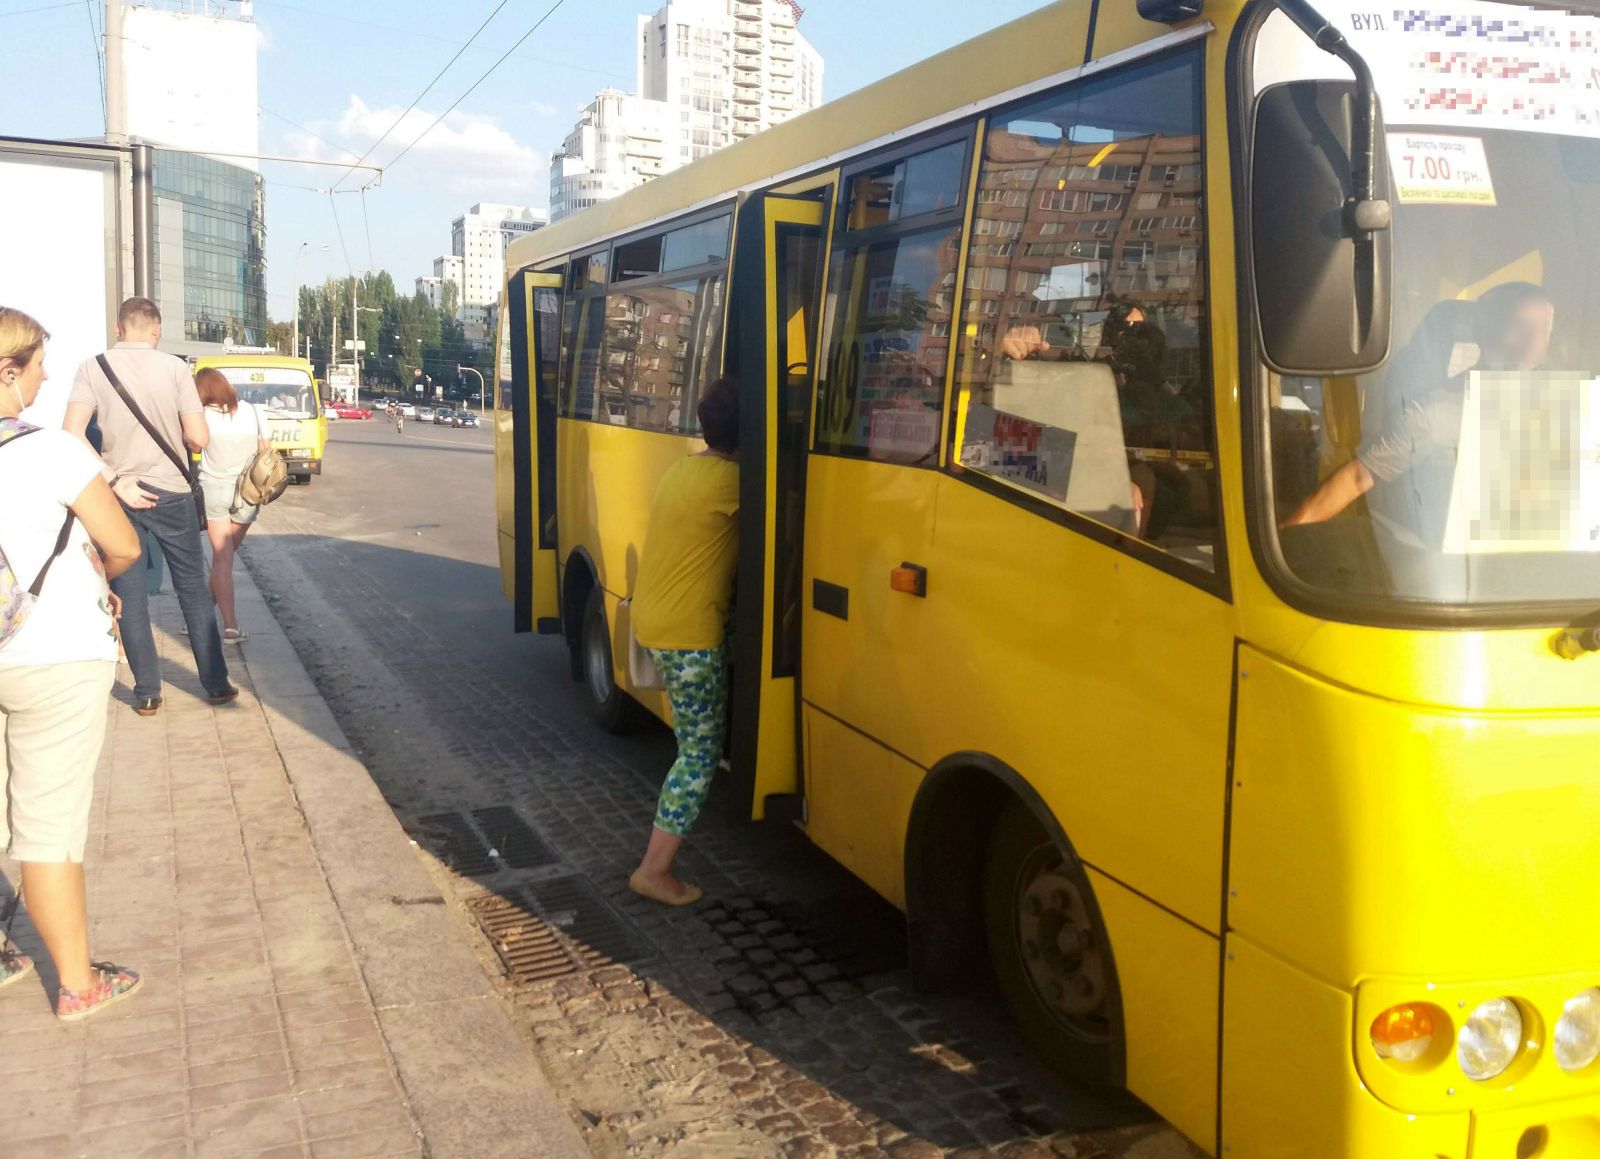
[504,269,563,634]
[727,191,828,820]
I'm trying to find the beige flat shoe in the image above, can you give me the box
[628,869,702,907]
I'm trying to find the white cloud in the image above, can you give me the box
[528,100,559,119]
[283,96,545,195]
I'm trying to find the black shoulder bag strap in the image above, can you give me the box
[96,353,207,526]
[0,426,76,597]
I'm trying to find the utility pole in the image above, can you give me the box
[104,1,126,146]
[330,303,338,386]
[352,279,360,400]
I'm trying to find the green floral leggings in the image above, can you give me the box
[649,644,728,837]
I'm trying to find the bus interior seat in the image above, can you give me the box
[985,359,1136,532]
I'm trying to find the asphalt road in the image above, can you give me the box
[240,414,1199,1159]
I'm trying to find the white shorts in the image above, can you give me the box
[0,660,115,863]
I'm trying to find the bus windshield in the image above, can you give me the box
[215,367,320,420]
[1258,1,1600,614]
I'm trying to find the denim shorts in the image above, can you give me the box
[201,476,258,525]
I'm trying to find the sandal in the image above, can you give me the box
[223,628,249,644]
[628,869,703,907]
[56,961,142,1022]
[0,947,35,994]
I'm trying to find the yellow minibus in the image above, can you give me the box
[494,1,1600,1154]
[194,352,326,482]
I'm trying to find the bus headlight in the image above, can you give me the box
[1458,997,1523,1081]
[1555,988,1600,1073]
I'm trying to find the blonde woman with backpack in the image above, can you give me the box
[196,368,271,644]
[0,306,145,1021]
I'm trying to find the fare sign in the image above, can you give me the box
[1385,132,1498,205]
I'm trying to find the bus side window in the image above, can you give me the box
[952,49,1219,572]
[815,134,972,465]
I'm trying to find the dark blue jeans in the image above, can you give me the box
[110,489,230,700]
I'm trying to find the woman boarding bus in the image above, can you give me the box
[494,1,1600,1154]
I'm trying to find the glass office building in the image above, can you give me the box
[151,149,267,350]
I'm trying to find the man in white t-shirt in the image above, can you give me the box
[63,298,235,716]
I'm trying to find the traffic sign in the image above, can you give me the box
[343,340,367,352]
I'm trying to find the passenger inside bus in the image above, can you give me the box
[1282,282,1555,534]
[992,306,1210,542]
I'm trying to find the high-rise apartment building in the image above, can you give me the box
[638,0,821,165]
[437,204,544,343]
[549,0,822,223]
[549,90,670,222]
[421,255,464,313]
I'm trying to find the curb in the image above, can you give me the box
[232,564,590,1159]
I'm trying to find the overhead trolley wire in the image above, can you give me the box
[84,0,105,127]
[360,187,376,272]
[328,190,354,276]
[374,0,569,184]
[328,0,512,192]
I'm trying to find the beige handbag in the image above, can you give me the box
[233,403,290,511]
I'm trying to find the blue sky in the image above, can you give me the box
[6,0,1053,320]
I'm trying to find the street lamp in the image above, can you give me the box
[457,364,485,412]
[290,242,327,358]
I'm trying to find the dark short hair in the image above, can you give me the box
[697,376,739,453]
[1473,281,1551,344]
[117,297,162,330]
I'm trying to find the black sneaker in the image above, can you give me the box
[206,686,240,706]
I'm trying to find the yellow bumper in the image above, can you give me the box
[1223,934,1600,1158]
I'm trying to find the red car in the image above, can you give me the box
[329,402,372,420]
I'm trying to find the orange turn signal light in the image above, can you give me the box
[1371,1003,1437,1062]
[890,563,927,597]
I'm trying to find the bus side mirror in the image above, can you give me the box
[1250,80,1392,376]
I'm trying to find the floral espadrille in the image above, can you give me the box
[0,947,34,993]
[56,961,141,1022]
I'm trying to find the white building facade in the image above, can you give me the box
[549,89,670,223]
[444,204,544,343]
[549,0,821,223]
[638,0,821,166]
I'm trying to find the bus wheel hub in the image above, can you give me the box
[1019,867,1106,1023]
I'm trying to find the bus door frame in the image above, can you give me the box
[508,268,563,634]
[726,188,830,821]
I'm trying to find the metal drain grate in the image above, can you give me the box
[466,876,654,983]
[470,806,558,869]
[531,875,654,969]
[468,894,575,982]
[416,812,497,876]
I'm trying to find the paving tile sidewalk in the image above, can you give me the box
[0,569,588,1159]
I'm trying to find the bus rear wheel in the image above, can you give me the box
[580,587,637,733]
[983,799,1117,1089]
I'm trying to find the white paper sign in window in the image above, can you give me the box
[1385,132,1497,205]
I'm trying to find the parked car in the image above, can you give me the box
[329,402,372,420]
[453,410,479,429]
[417,407,436,422]
[432,406,454,425]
